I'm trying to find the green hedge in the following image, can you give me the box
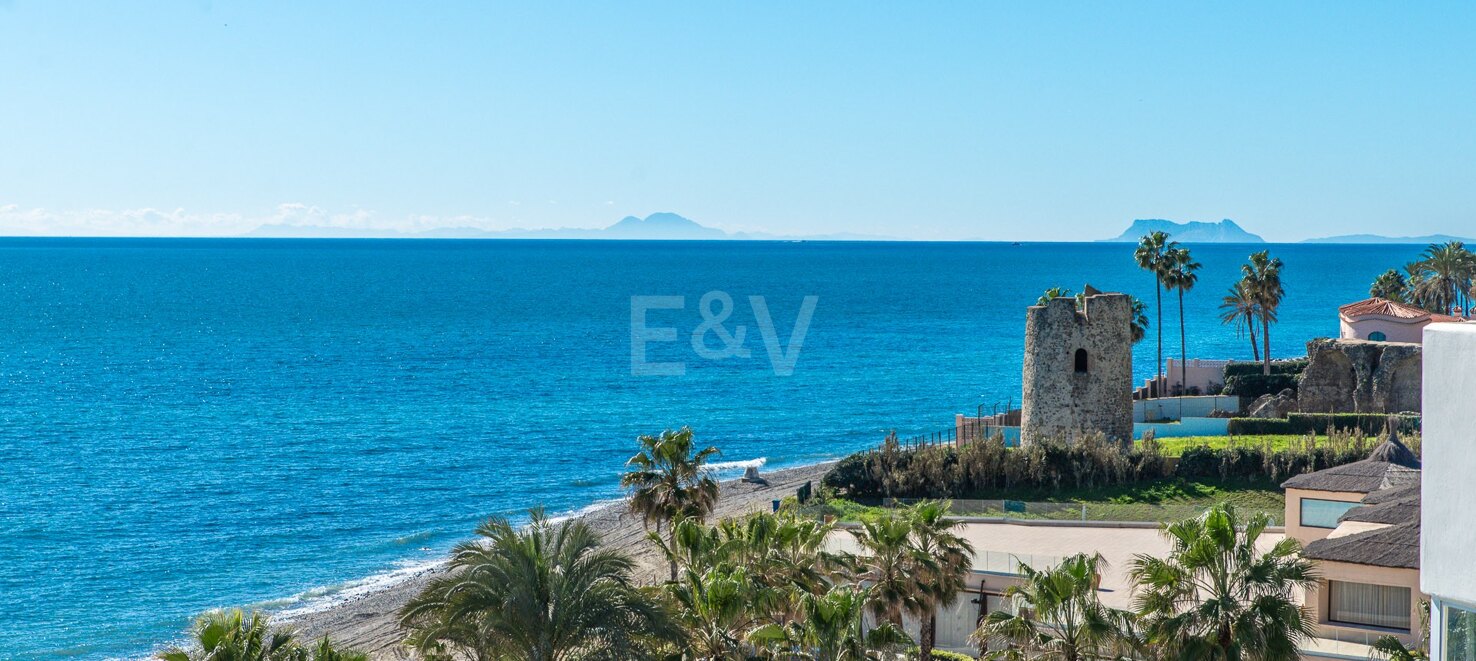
[1223,359,1308,378]
[928,652,976,661]
[1222,373,1299,399]
[1227,413,1421,436]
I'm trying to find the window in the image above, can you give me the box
[1074,349,1089,373]
[1301,498,1360,529]
[1329,581,1411,630]
[1369,331,1388,342]
[1447,603,1476,661]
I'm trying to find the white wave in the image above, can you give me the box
[267,556,449,622]
[545,497,625,525]
[702,457,766,472]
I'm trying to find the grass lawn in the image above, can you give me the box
[807,477,1285,526]
[1145,433,1381,456]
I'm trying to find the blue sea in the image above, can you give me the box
[0,239,1429,659]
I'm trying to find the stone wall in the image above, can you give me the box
[1299,338,1422,414]
[1021,292,1134,444]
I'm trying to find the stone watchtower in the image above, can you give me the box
[1020,288,1134,445]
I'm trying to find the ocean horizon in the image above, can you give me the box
[1,238,1432,659]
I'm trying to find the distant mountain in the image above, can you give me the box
[1300,233,1474,244]
[244,212,897,241]
[1100,219,1264,243]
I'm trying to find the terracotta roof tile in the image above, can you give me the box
[1339,297,1463,323]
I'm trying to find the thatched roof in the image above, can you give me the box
[1303,522,1419,569]
[1281,430,1421,494]
[1340,492,1420,525]
[1361,480,1420,505]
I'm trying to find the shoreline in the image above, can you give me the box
[279,460,837,659]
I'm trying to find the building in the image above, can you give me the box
[1339,297,1461,344]
[1281,433,1426,654]
[1422,323,1476,661]
[1020,287,1133,445]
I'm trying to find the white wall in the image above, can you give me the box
[1421,323,1476,605]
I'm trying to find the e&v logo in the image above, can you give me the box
[630,292,818,377]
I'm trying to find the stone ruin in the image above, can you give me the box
[1020,287,1134,445]
[1298,338,1422,414]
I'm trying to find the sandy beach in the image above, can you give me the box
[283,461,836,659]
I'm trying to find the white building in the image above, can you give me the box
[1341,298,1462,344]
[1422,323,1476,661]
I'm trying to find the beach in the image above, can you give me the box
[283,461,836,658]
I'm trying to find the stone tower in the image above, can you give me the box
[1020,289,1134,445]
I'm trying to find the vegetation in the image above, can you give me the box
[970,553,1123,661]
[1239,250,1285,375]
[1035,287,1149,345]
[1162,247,1201,395]
[159,609,365,661]
[1225,412,1421,436]
[399,509,676,660]
[1129,504,1317,660]
[1134,231,1176,384]
[621,427,722,581]
[1367,240,1476,314]
[1218,280,1262,362]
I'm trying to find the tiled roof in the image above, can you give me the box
[1339,297,1462,323]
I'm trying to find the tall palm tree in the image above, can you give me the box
[399,509,675,661]
[1135,231,1177,387]
[1162,248,1201,396]
[850,511,924,628]
[1370,268,1410,303]
[1218,281,1260,362]
[909,501,976,661]
[1128,504,1317,661]
[1240,251,1284,376]
[620,427,721,581]
[749,586,913,661]
[969,553,1122,661]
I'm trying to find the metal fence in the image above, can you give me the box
[886,498,1283,526]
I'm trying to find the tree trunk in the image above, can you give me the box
[1179,290,1187,413]
[1262,314,1272,376]
[1156,279,1164,387]
[1248,315,1259,362]
[919,614,935,661]
[667,526,678,582]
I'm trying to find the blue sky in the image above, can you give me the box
[0,2,1472,240]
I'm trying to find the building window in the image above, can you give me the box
[1329,580,1411,630]
[1447,603,1476,661]
[1300,498,1360,529]
[1074,349,1089,373]
[1369,331,1388,342]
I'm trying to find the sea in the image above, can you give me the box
[0,238,1430,659]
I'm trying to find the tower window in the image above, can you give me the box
[1074,349,1089,373]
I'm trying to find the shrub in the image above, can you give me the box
[1227,413,1421,436]
[930,651,976,661]
[1226,418,1295,435]
[1222,373,1300,399]
[1223,359,1308,378]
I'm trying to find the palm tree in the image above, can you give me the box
[1240,251,1284,376]
[969,553,1122,661]
[850,511,924,627]
[1162,247,1201,396]
[749,586,913,661]
[909,501,976,661]
[666,565,774,660]
[1128,503,1317,661]
[1218,281,1260,362]
[1408,241,1475,314]
[620,427,721,581]
[1135,231,1177,387]
[159,609,302,661]
[399,509,675,661]
[1370,268,1410,303]
[1129,296,1150,345]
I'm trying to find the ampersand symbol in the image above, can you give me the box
[691,290,750,360]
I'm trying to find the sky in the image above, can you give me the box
[0,2,1472,241]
